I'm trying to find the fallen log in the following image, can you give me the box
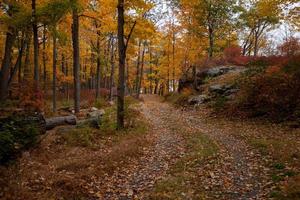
[45,115,77,130]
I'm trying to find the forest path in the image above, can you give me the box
[138,95,273,199]
[99,95,187,199]
[0,95,275,200]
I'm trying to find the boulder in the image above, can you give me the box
[188,95,210,105]
[197,66,245,79]
[87,109,105,118]
[78,109,106,129]
[224,89,240,96]
[91,107,98,112]
[209,84,235,95]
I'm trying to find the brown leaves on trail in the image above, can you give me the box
[1,95,299,199]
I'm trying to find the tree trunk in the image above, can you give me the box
[172,31,176,92]
[32,0,39,87]
[137,43,145,99]
[18,33,26,84]
[66,60,70,102]
[62,53,66,93]
[126,58,130,95]
[154,79,159,95]
[135,40,142,96]
[149,44,153,94]
[0,29,16,101]
[109,36,115,101]
[43,25,47,91]
[8,34,26,86]
[117,0,126,129]
[208,25,214,58]
[23,34,31,81]
[72,6,80,113]
[95,23,101,100]
[52,34,57,113]
[193,65,198,90]
[253,31,259,57]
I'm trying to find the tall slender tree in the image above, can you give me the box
[72,0,81,113]
[52,32,57,112]
[109,36,116,101]
[32,0,39,87]
[117,0,126,129]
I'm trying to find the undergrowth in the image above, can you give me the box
[164,89,193,107]
[61,96,148,147]
[0,114,43,164]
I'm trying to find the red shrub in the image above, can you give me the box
[232,56,252,66]
[278,37,300,57]
[224,46,242,60]
[235,70,300,120]
[19,82,45,112]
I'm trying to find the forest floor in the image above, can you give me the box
[0,95,299,199]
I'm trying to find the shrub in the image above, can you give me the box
[224,45,242,63]
[164,89,192,107]
[19,82,45,112]
[278,37,300,57]
[232,56,252,66]
[282,55,300,74]
[211,96,228,112]
[234,66,300,120]
[0,113,44,164]
[99,96,144,133]
[62,127,94,147]
[94,97,109,109]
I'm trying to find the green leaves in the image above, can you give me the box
[38,0,71,26]
[0,2,31,30]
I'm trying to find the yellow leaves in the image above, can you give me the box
[256,0,281,18]
[126,0,154,15]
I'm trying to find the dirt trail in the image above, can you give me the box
[97,96,186,199]
[139,95,273,199]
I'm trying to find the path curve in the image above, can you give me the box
[141,95,273,199]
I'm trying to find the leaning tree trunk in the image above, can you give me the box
[117,0,126,129]
[72,6,80,113]
[8,34,26,86]
[0,28,16,101]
